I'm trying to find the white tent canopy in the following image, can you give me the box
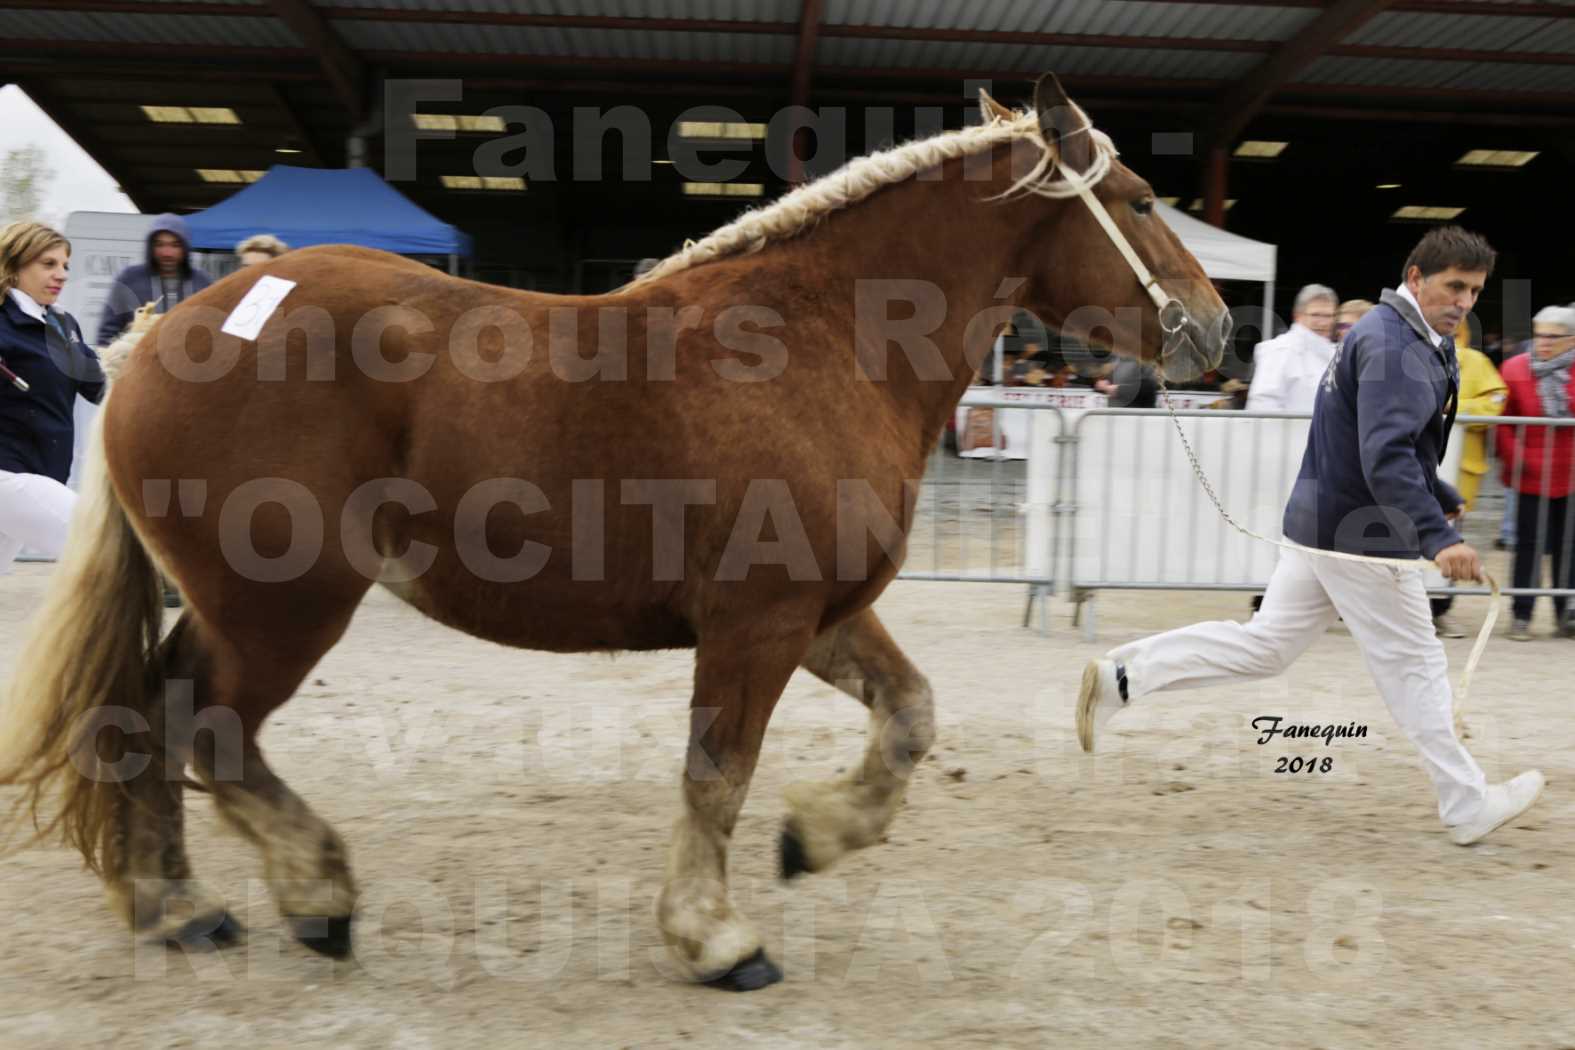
[1154,201,1277,283]
[1155,201,1278,343]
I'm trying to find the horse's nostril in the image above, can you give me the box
[1218,312,1234,344]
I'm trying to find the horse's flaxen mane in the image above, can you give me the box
[99,301,159,382]
[633,106,1117,284]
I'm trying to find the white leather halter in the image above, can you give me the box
[1011,120,1190,340]
[1057,160,1190,338]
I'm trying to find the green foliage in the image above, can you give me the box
[0,145,56,225]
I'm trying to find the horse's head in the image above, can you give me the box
[999,75,1232,381]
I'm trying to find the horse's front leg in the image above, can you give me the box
[780,607,936,877]
[657,615,816,991]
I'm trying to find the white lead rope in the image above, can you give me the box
[1051,147,1496,733]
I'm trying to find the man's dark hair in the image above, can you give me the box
[1401,226,1496,284]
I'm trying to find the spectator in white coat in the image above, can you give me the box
[1246,284,1339,413]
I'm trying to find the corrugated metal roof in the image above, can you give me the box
[1346,11,1555,51]
[1480,18,1575,55]
[1296,55,1478,88]
[825,0,1316,41]
[815,37,1256,79]
[323,0,799,18]
[0,10,298,45]
[12,0,1575,103]
[829,0,1054,31]
[337,22,796,62]
[1454,62,1575,93]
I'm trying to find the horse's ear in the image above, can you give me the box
[1034,72,1093,175]
[978,87,1015,124]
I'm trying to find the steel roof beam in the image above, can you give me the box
[10,41,1575,108]
[268,82,329,166]
[788,0,825,183]
[1211,0,1398,149]
[15,0,1575,20]
[261,0,365,119]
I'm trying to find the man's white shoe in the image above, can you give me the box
[1076,658,1128,753]
[1448,770,1546,846]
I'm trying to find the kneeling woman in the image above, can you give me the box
[0,222,104,574]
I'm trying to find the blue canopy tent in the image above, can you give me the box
[183,165,472,270]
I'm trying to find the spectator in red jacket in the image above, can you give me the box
[1496,304,1575,639]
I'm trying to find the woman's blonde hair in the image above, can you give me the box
[0,222,70,296]
[1338,298,1375,320]
[235,233,288,258]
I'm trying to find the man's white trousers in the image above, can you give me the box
[1108,545,1487,826]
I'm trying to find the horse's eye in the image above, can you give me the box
[1133,197,1154,216]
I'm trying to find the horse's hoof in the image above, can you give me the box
[287,914,353,959]
[704,949,783,992]
[779,826,811,880]
[166,911,245,950]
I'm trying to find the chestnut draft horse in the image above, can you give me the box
[0,76,1228,989]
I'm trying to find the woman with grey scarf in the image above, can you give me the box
[1495,304,1575,639]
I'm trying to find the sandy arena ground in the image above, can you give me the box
[1,485,1572,1048]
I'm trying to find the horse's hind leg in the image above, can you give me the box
[104,618,241,948]
[184,599,365,958]
[199,738,357,956]
[658,613,816,990]
[779,607,936,877]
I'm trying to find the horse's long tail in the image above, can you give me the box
[0,402,166,873]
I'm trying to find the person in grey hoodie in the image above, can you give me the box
[96,213,213,346]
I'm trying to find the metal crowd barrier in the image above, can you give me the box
[899,392,1067,631]
[901,403,1575,642]
[1065,410,1575,639]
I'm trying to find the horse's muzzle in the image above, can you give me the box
[1161,311,1230,381]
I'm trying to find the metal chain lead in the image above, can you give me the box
[1155,371,1247,535]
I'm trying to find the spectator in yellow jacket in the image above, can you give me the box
[1455,321,1509,508]
[1431,316,1508,637]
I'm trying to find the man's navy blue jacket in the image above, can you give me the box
[1282,288,1464,561]
[0,294,105,483]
